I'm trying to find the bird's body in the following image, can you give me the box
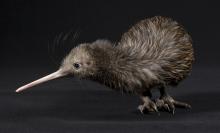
[71,16,193,95]
[16,16,194,114]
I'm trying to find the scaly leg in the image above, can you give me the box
[138,91,158,114]
[156,86,191,114]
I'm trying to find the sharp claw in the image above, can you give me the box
[152,105,160,115]
[186,104,192,109]
[171,108,175,115]
[152,105,158,112]
[138,101,159,114]
[164,104,170,112]
[138,105,144,114]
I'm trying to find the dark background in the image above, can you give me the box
[1,0,220,133]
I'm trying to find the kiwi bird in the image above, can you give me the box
[16,16,194,114]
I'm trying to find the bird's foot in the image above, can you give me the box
[155,95,191,114]
[138,99,158,114]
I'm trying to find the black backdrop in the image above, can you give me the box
[1,0,220,133]
[2,0,220,67]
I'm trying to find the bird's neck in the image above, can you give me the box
[90,45,136,92]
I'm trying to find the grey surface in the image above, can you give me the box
[0,66,220,133]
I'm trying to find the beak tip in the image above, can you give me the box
[15,89,20,93]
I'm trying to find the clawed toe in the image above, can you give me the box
[138,101,158,114]
[156,95,191,114]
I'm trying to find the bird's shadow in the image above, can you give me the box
[5,88,220,122]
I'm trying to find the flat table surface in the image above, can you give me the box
[0,66,220,133]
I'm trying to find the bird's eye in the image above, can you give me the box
[73,63,80,69]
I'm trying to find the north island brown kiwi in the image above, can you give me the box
[16,16,194,114]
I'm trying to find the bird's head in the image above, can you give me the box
[60,44,97,77]
[15,43,98,93]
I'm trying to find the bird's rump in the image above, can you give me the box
[117,16,194,86]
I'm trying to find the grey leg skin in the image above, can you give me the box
[138,91,158,114]
[156,87,191,114]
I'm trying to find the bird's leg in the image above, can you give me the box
[155,86,191,114]
[138,91,158,114]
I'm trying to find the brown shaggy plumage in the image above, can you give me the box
[62,16,194,94]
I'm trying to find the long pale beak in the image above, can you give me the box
[15,69,68,93]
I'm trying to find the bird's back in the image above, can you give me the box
[117,16,194,86]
